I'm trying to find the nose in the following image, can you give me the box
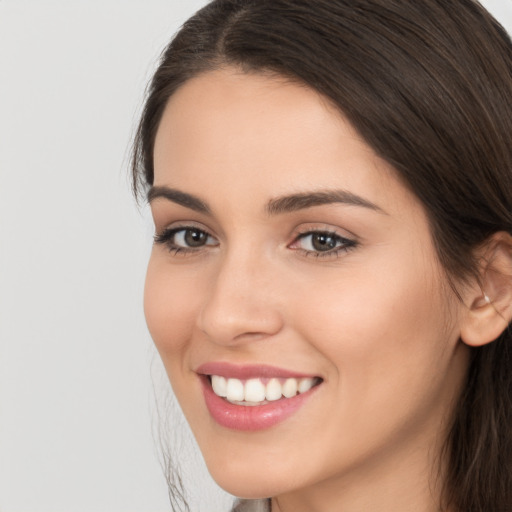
[197,251,284,346]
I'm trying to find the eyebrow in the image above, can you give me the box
[147,186,211,214]
[147,186,385,215]
[266,190,385,215]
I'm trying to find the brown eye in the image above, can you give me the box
[154,226,218,252]
[291,230,357,257]
[183,228,209,247]
[310,233,339,251]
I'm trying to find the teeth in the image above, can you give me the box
[226,378,244,401]
[282,378,298,398]
[244,378,266,402]
[211,375,227,397]
[212,375,318,403]
[298,377,315,393]
[265,378,282,401]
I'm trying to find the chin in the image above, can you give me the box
[203,452,297,499]
[211,473,282,500]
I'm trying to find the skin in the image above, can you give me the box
[145,68,472,512]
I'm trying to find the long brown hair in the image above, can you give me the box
[132,1,512,510]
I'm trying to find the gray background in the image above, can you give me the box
[0,1,511,511]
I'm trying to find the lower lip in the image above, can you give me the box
[200,376,320,431]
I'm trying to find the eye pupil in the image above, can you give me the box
[185,229,208,247]
[312,233,337,251]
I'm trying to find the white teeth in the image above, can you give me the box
[226,378,244,401]
[244,378,266,402]
[265,378,283,401]
[298,377,315,394]
[211,375,227,397]
[212,375,319,403]
[282,378,298,398]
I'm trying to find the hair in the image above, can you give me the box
[132,1,512,510]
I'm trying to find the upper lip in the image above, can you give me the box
[196,362,319,380]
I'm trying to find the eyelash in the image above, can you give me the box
[154,226,357,259]
[290,229,357,258]
[154,226,218,256]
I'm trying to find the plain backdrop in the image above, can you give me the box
[0,1,511,511]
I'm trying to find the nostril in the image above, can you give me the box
[197,303,283,347]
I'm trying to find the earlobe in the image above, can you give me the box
[460,232,512,347]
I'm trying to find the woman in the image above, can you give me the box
[132,1,512,510]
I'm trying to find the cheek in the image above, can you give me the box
[143,256,202,357]
[282,257,463,470]
[292,254,454,392]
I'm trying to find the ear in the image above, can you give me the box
[460,232,512,347]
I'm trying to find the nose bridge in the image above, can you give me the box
[198,245,282,345]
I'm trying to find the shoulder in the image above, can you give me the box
[232,498,271,512]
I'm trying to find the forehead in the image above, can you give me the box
[152,68,421,221]
[154,68,352,171]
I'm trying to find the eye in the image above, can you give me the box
[174,228,211,248]
[290,230,356,257]
[154,226,218,254]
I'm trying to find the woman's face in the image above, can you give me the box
[146,69,471,502]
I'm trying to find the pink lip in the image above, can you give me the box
[196,362,317,380]
[197,363,321,431]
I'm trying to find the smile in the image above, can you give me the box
[197,363,322,430]
[210,375,319,405]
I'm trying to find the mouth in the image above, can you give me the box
[208,374,321,406]
[197,363,323,430]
